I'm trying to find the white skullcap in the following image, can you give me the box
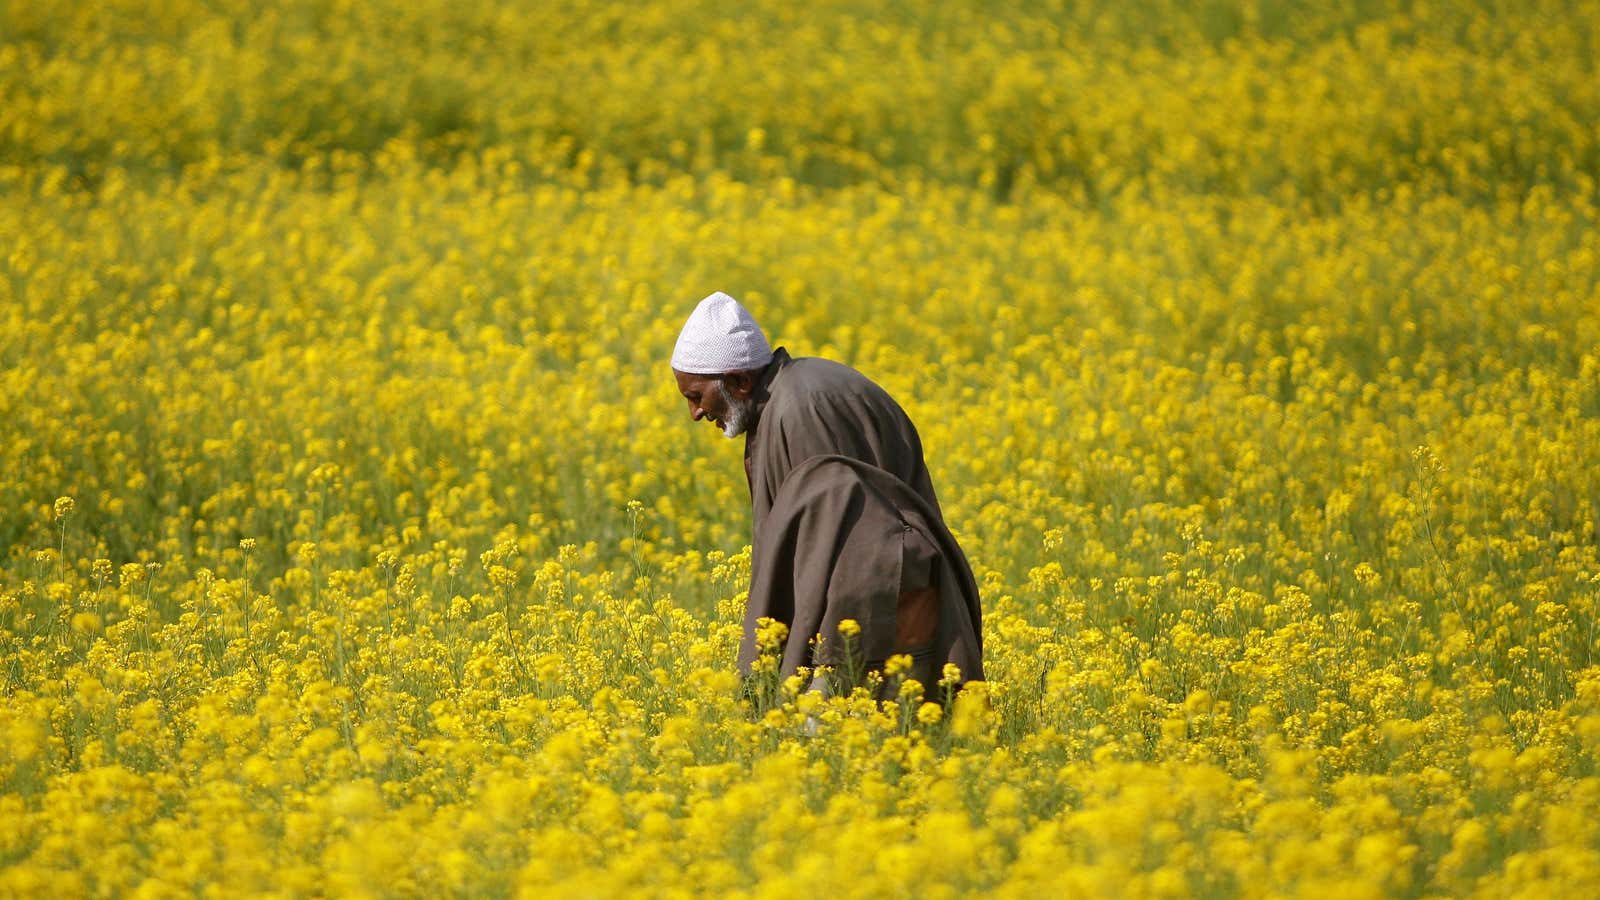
[670,291,773,374]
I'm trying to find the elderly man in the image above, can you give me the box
[671,291,984,695]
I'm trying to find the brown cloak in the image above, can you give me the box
[744,349,940,533]
[737,349,984,688]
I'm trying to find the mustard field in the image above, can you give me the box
[4,0,1600,895]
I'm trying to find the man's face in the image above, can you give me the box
[674,369,756,437]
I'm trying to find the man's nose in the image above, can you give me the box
[690,405,706,422]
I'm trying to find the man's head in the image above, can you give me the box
[671,292,772,438]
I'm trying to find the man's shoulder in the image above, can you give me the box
[775,355,887,400]
[761,354,913,437]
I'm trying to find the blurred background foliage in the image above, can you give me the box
[3,0,1596,204]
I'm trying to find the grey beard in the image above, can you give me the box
[713,381,757,438]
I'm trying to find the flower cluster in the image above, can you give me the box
[3,0,1600,895]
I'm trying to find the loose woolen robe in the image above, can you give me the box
[736,348,985,689]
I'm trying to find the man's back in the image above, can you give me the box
[745,348,941,537]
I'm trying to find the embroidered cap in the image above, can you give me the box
[670,291,773,374]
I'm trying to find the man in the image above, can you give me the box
[671,291,984,695]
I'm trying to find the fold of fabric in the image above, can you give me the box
[739,454,985,691]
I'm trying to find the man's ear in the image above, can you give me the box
[723,370,756,399]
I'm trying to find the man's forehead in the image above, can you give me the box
[673,369,718,393]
